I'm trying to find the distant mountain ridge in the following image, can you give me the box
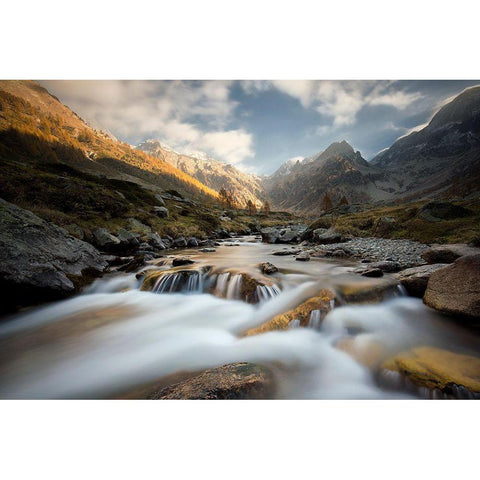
[264,86,480,214]
[136,139,266,208]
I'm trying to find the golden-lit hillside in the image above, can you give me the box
[0,80,219,202]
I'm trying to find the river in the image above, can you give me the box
[1,236,478,399]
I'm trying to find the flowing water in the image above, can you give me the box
[0,236,479,399]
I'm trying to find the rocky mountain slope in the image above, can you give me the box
[371,85,480,201]
[136,139,266,208]
[264,86,480,215]
[264,141,397,215]
[0,80,219,203]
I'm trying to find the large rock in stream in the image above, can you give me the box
[0,198,106,312]
[152,363,275,399]
[379,347,480,399]
[423,254,480,322]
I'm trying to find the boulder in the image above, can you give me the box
[272,249,300,256]
[379,347,480,399]
[93,228,121,250]
[421,243,480,264]
[260,227,280,244]
[153,363,275,399]
[260,262,278,275]
[368,261,401,273]
[423,254,480,322]
[0,198,106,311]
[154,206,169,218]
[172,257,195,267]
[277,228,300,243]
[173,236,187,248]
[295,251,310,261]
[219,216,231,221]
[312,228,345,244]
[116,228,140,248]
[359,267,383,278]
[187,237,199,247]
[154,194,166,207]
[147,233,166,250]
[394,264,448,298]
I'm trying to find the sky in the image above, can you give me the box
[40,80,480,175]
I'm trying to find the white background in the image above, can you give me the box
[1,1,479,478]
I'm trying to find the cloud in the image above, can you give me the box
[39,80,254,167]
[270,80,423,126]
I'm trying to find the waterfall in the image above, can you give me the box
[214,272,230,296]
[256,284,281,302]
[226,274,243,300]
[308,309,321,329]
[289,318,301,329]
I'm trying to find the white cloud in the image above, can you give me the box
[40,80,254,167]
[271,80,423,126]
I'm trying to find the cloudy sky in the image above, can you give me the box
[40,80,480,175]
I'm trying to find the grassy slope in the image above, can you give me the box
[307,200,480,244]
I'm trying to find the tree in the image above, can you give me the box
[321,193,333,212]
[246,199,257,216]
[338,195,349,206]
[263,200,271,216]
[219,187,229,207]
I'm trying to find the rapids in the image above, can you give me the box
[0,236,478,399]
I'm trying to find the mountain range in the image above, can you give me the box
[136,139,266,208]
[1,80,479,216]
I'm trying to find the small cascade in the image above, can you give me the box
[153,271,206,294]
[395,284,408,296]
[308,309,321,329]
[226,274,243,300]
[256,284,281,302]
[288,318,301,329]
[214,272,230,296]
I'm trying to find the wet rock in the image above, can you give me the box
[394,264,448,298]
[272,249,300,256]
[172,257,195,267]
[423,254,480,322]
[187,237,199,247]
[93,228,121,250]
[147,233,166,250]
[0,198,106,311]
[154,206,169,218]
[260,262,278,275]
[379,347,480,399]
[245,289,335,335]
[118,255,147,273]
[199,247,216,253]
[277,228,301,243]
[173,236,187,248]
[153,363,275,399]
[358,267,383,278]
[421,244,480,264]
[295,251,310,261]
[337,278,399,304]
[368,261,401,273]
